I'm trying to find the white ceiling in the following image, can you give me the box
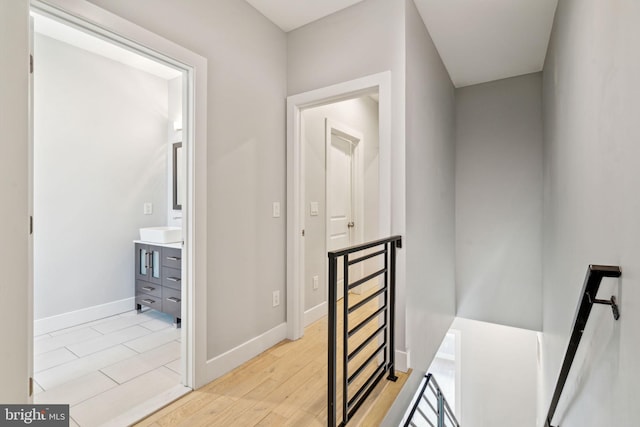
[414,0,558,87]
[245,0,558,88]
[245,0,366,32]
[33,13,181,80]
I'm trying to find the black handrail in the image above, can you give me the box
[403,373,459,427]
[544,265,622,427]
[328,235,402,427]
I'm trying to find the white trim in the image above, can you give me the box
[34,297,134,336]
[205,323,287,380]
[395,349,410,373]
[304,302,328,327]
[287,71,392,341]
[30,0,208,391]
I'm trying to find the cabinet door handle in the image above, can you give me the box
[142,286,155,292]
[166,256,181,261]
[142,298,155,304]
[167,277,181,282]
[166,297,180,303]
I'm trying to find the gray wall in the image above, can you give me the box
[288,0,411,352]
[405,0,457,370]
[88,0,288,359]
[541,0,640,425]
[302,96,380,312]
[455,73,543,331]
[34,34,168,319]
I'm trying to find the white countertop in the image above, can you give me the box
[133,240,182,249]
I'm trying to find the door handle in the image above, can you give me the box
[347,221,355,228]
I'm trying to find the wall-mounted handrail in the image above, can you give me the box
[544,265,622,427]
[403,373,460,427]
[328,235,402,427]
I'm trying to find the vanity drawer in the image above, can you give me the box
[162,267,182,290]
[136,294,161,310]
[135,280,162,298]
[162,248,182,269]
[162,287,182,319]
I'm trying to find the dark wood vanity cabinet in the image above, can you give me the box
[135,243,182,327]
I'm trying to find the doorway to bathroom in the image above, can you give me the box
[29,4,197,425]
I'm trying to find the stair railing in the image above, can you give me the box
[403,373,459,427]
[327,235,402,427]
[544,265,622,427]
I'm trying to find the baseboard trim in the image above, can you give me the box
[205,322,287,382]
[395,349,410,373]
[304,302,327,326]
[34,297,135,335]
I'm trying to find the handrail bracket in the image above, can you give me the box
[586,292,620,320]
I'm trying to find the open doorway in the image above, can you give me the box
[286,72,392,341]
[300,95,379,326]
[30,7,192,425]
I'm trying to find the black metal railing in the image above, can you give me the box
[544,264,622,427]
[403,373,459,427]
[327,235,402,427]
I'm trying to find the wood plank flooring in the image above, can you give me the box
[135,290,408,427]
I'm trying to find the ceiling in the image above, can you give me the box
[245,0,558,88]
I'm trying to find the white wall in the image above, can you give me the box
[405,0,457,370]
[87,0,288,360]
[455,73,543,331]
[33,34,168,320]
[541,0,640,425]
[302,96,380,312]
[452,317,538,427]
[0,0,30,403]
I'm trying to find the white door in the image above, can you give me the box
[327,119,364,301]
[328,133,354,300]
[0,0,31,402]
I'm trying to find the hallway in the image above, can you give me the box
[135,294,408,426]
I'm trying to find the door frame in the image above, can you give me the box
[29,0,208,390]
[286,72,392,340]
[325,119,364,300]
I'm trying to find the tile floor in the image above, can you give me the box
[34,309,186,426]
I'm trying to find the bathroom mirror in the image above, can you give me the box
[172,142,184,210]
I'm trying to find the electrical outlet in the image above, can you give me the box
[313,275,319,290]
[272,290,280,307]
[143,202,153,215]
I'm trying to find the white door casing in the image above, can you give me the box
[28,0,208,389]
[286,72,392,341]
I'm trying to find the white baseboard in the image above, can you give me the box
[395,349,410,373]
[34,297,135,336]
[205,322,287,382]
[304,302,327,327]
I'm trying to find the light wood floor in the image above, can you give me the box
[135,291,408,427]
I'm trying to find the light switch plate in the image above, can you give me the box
[310,201,319,216]
[272,202,281,218]
[313,275,319,290]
